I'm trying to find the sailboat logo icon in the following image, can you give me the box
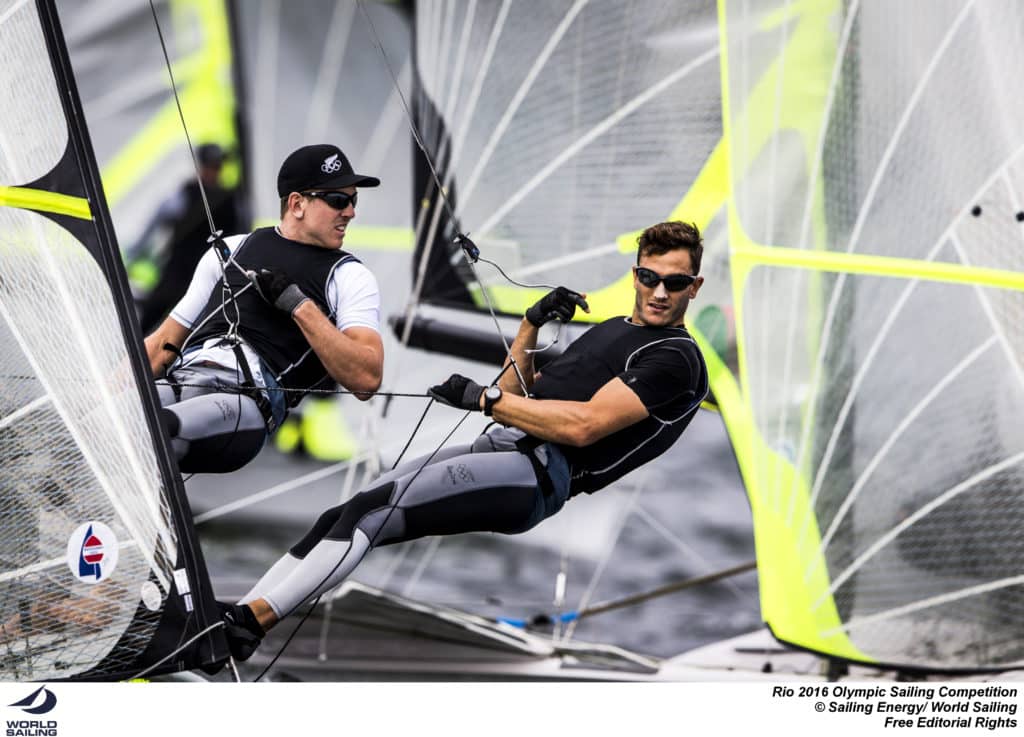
[66,521,119,584]
[8,685,57,715]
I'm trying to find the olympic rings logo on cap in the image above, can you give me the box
[321,154,343,174]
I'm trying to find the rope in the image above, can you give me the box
[161,380,431,399]
[500,560,758,628]
[248,1,590,679]
[129,620,227,680]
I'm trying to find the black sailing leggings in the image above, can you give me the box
[155,365,268,473]
[241,428,570,618]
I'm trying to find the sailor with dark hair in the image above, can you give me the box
[219,221,709,660]
[144,144,384,474]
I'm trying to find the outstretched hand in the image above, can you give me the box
[247,268,309,315]
[429,374,485,411]
[525,286,589,328]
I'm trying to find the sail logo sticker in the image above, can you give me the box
[66,522,118,584]
[321,154,342,173]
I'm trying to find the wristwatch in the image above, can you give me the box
[483,385,503,416]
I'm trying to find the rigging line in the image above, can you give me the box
[562,478,646,643]
[476,242,620,285]
[148,0,249,347]
[463,256,529,395]
[192,458,355,525]
[359,0,576,392]
[129,620,225,680]
[254,409,476,681]
[146,0,217,237]
[161,380,431,399]
[812,406,1018,611]
[401,535,443,599]
[356,0,457,227]
[476,255,555,291]
[417,0,510,263]
[391,398,436,469]
[632,501,749,602]
[512,560,759,627]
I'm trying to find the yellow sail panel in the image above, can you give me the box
[0,186,91,220]
[722,0,1024,670]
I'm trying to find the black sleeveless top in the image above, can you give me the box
[530,317,708,495]
[189,227,359,399]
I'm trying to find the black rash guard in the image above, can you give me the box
[530,317,708,494]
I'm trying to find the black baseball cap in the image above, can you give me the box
[277,144,381,197]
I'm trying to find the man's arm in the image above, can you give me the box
[488,377,648,447]
[291,302,383,400]
[144,316,191,376]
[498,318,539,396]
[500,286,589,395]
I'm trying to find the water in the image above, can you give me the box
[188,401,761,662]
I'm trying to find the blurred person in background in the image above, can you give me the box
[129,142,244,333]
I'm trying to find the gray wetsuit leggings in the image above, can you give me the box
[156,365,269,474]
[240,427,571,618]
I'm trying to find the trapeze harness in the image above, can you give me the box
[241,317,709,619]
[157,227,361,473]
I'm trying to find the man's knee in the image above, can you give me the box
[160,407,181,437]
[326,481,396,542]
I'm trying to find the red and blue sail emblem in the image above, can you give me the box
[79,526,105,579]
[66,521,119,584]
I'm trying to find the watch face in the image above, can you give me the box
[485,386,502,400]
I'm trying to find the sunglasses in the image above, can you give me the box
[635,266,697,292]
[303,190,357,210]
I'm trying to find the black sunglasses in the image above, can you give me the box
[303,190,357,210]
[635,266,697,292]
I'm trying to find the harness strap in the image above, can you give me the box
[514,434,555,499]
[229,340,279,434]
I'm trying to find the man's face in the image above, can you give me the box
[631,248,703,328]
[291,187,357,249]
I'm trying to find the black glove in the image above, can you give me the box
[429,374,485,411]
[525,286,589,327]
[247,268,309,314]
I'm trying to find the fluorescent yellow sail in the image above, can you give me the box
[720,0,1024,670]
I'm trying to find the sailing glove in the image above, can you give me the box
[429,374,485,411]
[525,286,589,327]
[247,268,310,315]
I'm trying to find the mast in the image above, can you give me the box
[0,0,228,680]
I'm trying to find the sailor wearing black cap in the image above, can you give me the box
[143,144,384,474]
